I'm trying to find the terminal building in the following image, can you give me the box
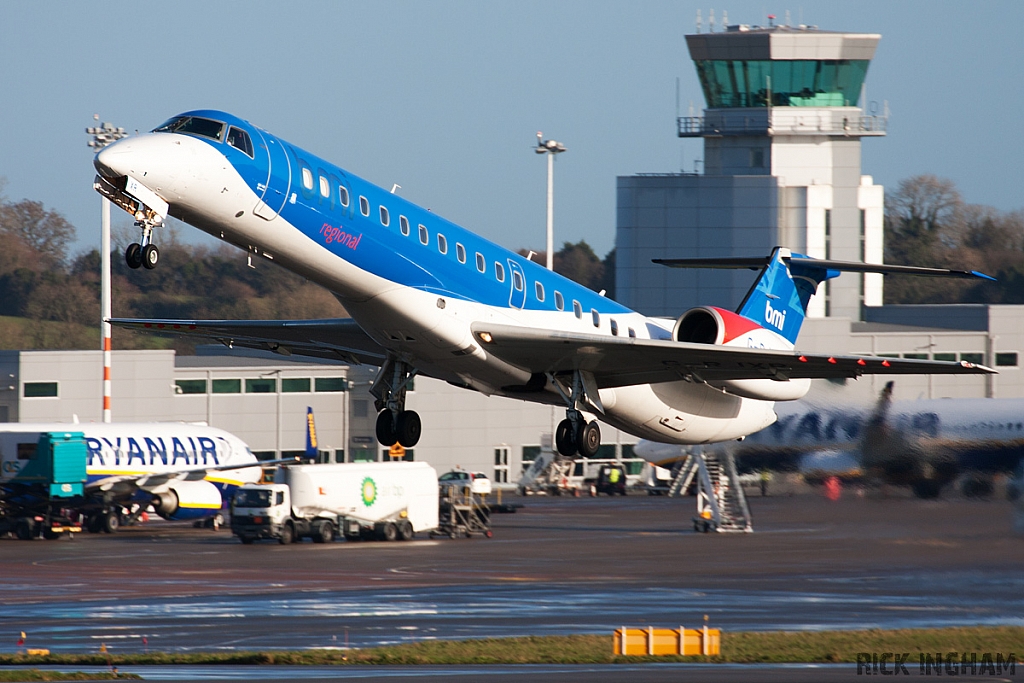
[616,23,1021,403]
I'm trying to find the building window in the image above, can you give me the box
[419,224,428,245]
[339,185,350,207]
[400,215,410,236]
[175,379,207,395]
[23,382,58,398]
[352,399,368,417]
[319,175,330,198]
[960,352,984,365]
[554,291,564,311]
[901,353,928,360]
[476,252,486,273]
[379,206,390,226]
[535,281,545,302]
[245,378,277,393]
[437,233,448,254]
[996,352,1018,367]
[315,377,347,392]
[456,243,466,264]
[359,196,369,216]
[282,378,311,393]
[750,148,764,168]
[495,262,505,282]
[573,300,582,319]
[932,352,956,362]
[301,167,313,190]
[494,446,510,484]
[212,379,241,394]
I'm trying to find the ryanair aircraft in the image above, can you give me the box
[92,111,993,457]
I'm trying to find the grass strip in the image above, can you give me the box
[0,627,1019,666]
[0,672,139,682]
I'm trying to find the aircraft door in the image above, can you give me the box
[507,259,526,309]
[253,129,292,221]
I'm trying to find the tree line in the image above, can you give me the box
[0,174,1020,351]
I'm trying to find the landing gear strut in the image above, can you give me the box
[372,358,421,449]
[125,217,161,270]
[551,371,602,458]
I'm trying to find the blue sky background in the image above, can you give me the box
[1,1,1022,260]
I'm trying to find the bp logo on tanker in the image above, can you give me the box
[361,477,377,507]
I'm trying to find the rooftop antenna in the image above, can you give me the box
[767,14,776,27]
[696,8,703,33]
[722,10,728,28]
[709,8,715,33]
[785,9,791,26]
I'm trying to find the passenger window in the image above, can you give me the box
[226,127,254,158]
[339,185,350,207]
[554,291,564,311]
[302,168,314,190]
[610,319,618,336]
[319,176,330,199]
[400,215,410,236]
[438,234,448,254]
[359,196,369,216]
[456,243,466,264]
[380,206,390,226]
[573,300,582,319]
[535,282,545,302]
[418,224,428,245]
[476,252,485,273]
[591,309,600,328]
[513,270,523,291]
[495,262,505,282]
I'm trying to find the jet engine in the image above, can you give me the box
[149,480,223,520]
[672,306,811,402]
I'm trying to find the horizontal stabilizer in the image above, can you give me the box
[654,255,996,281]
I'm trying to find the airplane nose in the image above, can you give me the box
[94,137,134,180]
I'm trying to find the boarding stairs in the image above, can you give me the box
[670,448,752,533]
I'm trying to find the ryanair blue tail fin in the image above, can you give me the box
[305,406,318,460]
[654,247,995,345]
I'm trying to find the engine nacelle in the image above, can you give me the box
[149,480,223,521]
[672,306,810,402]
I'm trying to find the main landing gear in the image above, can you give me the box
[125,217,161,270]
[372,358,422,449]
[551,371,602,458]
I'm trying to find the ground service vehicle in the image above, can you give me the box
[231,462,438,544]
[0,431,87,539]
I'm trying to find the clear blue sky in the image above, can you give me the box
[1,1,1022,260]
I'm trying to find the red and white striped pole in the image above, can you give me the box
[87,116,127,423]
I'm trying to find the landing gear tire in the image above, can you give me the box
[555,419,577,456]
[375,410,398,447]
[125,243,143,269]
[142,244,159,269]
[396,411,421,448]
[102,510,120,534]
[576,421,601,458]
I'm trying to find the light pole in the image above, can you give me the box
[86,115,128,423]
[534,132,566,271]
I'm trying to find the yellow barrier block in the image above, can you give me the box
[613,627,720,656]
[26,649,50,656]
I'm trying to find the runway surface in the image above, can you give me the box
[1,489,1021,681]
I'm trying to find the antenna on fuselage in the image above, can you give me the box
[391,184,401,194]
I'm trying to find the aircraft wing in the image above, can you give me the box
[85,459,267,492]
[109,318,387,366]
[470,323,994,388]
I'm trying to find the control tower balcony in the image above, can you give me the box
[678,107,887,138]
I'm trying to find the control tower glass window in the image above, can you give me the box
[694,60,870,108]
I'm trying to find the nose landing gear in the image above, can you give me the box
[372,358,422,449]
[125,218,161,270]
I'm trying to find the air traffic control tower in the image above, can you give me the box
[616,24,887,321]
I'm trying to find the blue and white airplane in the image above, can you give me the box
[92,110,993,457]
[0,421,261,532]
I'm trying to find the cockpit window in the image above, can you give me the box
[227,126,254,158]
[153,116,225,142]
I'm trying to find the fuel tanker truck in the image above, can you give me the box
[230,461,438,544]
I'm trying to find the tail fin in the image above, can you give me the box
[654,247,995,345]
[305,407,318,460]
